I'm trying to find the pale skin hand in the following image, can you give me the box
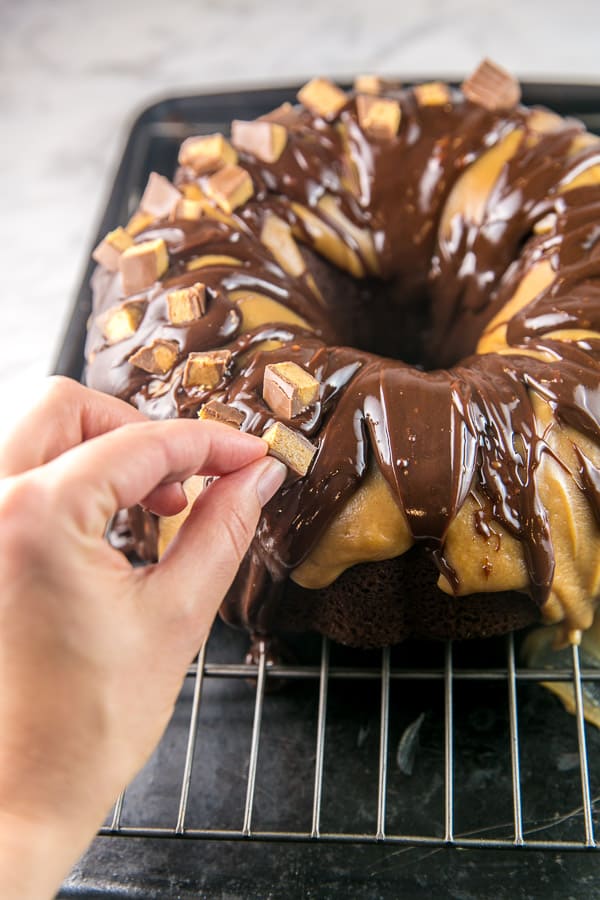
[0,376,287,900]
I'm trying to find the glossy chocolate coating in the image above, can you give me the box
[86,84,600,635]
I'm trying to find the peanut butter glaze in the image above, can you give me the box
[85,82,600,636]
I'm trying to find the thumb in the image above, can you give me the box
[145,455,287,637]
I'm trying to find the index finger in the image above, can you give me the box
[0,377,147,478]
[40,418,268,536]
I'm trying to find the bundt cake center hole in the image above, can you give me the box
[305,247,440,367]
[352,278,432,368]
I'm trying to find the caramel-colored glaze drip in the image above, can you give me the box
[85,86,600,638]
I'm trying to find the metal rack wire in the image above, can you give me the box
[100,632,600,851]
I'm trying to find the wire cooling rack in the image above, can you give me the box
[100,628,600,852]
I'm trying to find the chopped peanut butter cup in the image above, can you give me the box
[198,400,245,429]
[204,165,254,214]
[119,238,169,295]
[263,362,320,419]
[182,349,232,389]
[462,59,521,111]
[298,78,347,119]
[262,422,317,476]
[414,81,451,107]
[232,120,288,163]
[140,172,181,219]
[167,283,207,324]
[101,300,146,344]
[129,339,178,375]
[356,95,401,139]
[92,227,133,272]
[178,133,238,175]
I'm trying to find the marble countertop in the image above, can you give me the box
[2,0,600,430]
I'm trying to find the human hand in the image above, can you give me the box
[0,376,286,899]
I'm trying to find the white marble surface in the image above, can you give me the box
[2,0,600,430]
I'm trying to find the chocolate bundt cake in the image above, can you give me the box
[86,60,600,647]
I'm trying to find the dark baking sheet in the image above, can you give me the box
[56,83,600,899]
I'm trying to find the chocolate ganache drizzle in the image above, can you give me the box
[86,70,600,639]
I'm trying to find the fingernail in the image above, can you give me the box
[256,457,287,506]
